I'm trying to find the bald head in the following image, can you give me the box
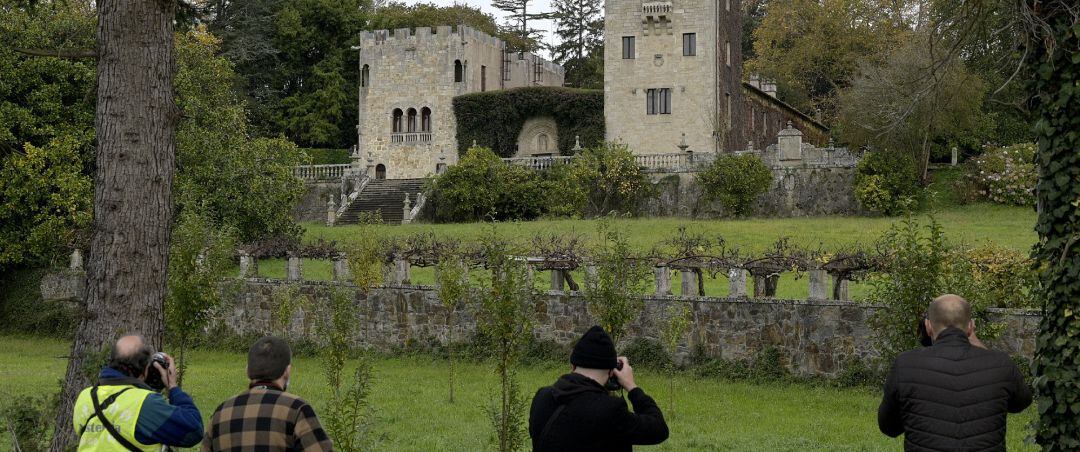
[109,335,154,378]
[928,294,972,333]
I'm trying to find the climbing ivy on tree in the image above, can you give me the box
[1027,3,1080,447]
[452,87,604,157]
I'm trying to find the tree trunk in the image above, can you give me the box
[1029,2,1080,447]
[49,0,177,449]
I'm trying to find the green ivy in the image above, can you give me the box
[1028,4,1080,448]
[452,87,604,157]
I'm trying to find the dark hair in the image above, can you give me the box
[108,336,154,378]
[248,336,292,381]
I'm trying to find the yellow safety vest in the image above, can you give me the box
[72,385,159,452]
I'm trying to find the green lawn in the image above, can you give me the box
[0,335,1038,451]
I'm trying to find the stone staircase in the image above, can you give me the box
[336,178,425,224]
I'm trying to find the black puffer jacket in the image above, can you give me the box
[878,327,1033,451]
[529,373,669,451]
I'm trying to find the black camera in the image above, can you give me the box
[605,360,624,391]
[144,352,169,391]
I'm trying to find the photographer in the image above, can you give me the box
[529,326,669,451]
[72,334,204,451]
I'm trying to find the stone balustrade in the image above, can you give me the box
[292,163,351,181]
[390,132,433,144]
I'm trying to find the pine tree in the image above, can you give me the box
[550,0,602,88]
[490,0,549,52]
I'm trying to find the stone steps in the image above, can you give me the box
[337,178,425,225]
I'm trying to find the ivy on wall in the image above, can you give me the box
[452,87,604,157]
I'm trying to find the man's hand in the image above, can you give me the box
[154,353,179,390]
[612,357,638,392]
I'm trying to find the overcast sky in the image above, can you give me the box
[417,0,559,59]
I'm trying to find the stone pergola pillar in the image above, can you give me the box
[287,253,302,281]
[680,269,699,297]
[728,268,748,297]
[327,196,337,227]
[808,268,828,300]
[654,266,672,296]
[332,253,351,282]
[832,275,850,301]
[550,270,565,292]
[238,251,256,278]
[393,258,411,285]
[70,249,84,272]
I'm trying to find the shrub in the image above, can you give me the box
[452,87,604,157]
[547,143,655,217]
[0,268,77,338]
[426,147,548,222]
[1,394,56,451]
[621,337,674,370]
[957,143,1037,206]
[303,148,351,164]
[854,150,922,215]
[695,154,773,216]
[946,245,1039,310]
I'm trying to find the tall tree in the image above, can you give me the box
[550,0,602,87]
[50,0,178,449]
[491,0,549,52]
[367,2,534,53]
[1027,1,1080,447]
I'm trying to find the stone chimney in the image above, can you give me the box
[762,79,777,98]
[748,74,761,90]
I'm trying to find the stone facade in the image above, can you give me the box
[291,181,342,222]
[356,26,564,180]
[514,117,560,157]
[603,0,829,154]
[217,280,1039,377]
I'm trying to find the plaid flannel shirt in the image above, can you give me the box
[201,387,333,451]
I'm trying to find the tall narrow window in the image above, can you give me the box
[622,36,635,59]
[682,33,696,56]
[481,65,487,91]
[392,108,403,133]
[726,0,730,11]
[725,93,732,127]
[361,64,370,87]
[659,88,671,114]
[725,41,731,67]
[454,60,463,82]
[646,88,657,114]
[406,108,417,133]
[420,107,431,132]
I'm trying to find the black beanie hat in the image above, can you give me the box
[571,325,618,369]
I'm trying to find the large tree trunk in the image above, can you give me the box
[49,0,177,449]
[1030,2,1080,448]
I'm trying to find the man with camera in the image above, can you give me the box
[72,334,204,451]
[878,294,1033,450]
[201,336,333,451]
[529,325,669,451]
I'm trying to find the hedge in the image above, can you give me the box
[302,148,351,164]
[452,87,604,157]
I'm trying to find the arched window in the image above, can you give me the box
[454,60,463,82]
[421,107,431,132]
[406,108,417,133]
[392,108,403,133]
[361,64,370,87]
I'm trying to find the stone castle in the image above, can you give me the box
[354,1,828,180]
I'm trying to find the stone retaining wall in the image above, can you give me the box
[292,182,342,223]
[219,279,1039,377]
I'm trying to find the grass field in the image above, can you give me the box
[0,335,1038,451]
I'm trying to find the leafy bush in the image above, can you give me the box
[547,143,655,217]
[957,143,1037,206]
[303,148,351,164]
[453,87,604,157]
[621,337,673,370]
[693,347,789,383]
[946,245,1039,310]
[695,154,773,216]
[1,394,56,451]
[0,268,77,338]
[426,147,548,222]
[854,150,923,215]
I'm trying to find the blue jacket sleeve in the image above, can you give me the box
[134,387,204,447]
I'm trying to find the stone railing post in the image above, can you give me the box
[654,266,672,296]
[550,270,565,292]
[728,268,748,297]
[70,249,84,271]
[332,253,351,282]
[238,251,255,278]
[286,253,302,281]
[778,121,803,161]
[680,269,699,297]
[402,194,413,225]
[808,268,828,300]
[326,196,337,227]
[393,258,411,285]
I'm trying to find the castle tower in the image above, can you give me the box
[603,0,745,154]
[356,26,565,180]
